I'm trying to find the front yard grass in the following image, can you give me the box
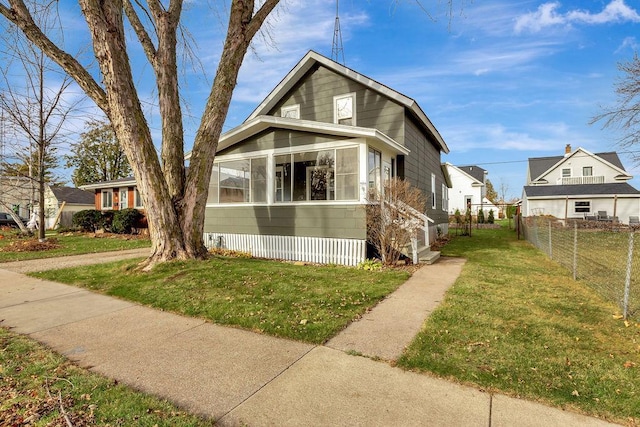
[0,231,150,262]
[0,327,213,426]
[398,226,640,425]
[32,256,410,344]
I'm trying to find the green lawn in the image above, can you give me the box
[0,231,150,262]
[0,327,214,426]
[33,256,410,344]
[398,226,640,425]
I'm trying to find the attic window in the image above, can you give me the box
[583,166,592,177]
[562,168,571,178]
[334,93,355,125]
[281,104,300,119]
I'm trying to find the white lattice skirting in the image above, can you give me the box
[204,233,366,266]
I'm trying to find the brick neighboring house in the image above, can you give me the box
[80,177,144,213]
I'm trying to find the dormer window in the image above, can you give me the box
[281,104,300,119]
[334,93,355,125]
[583,166,592,176]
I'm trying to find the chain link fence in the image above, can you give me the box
[522,216,639,320]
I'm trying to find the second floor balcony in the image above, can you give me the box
[558,176,605,185]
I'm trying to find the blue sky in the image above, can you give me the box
[189,0,640,199]
[6,0,640,199]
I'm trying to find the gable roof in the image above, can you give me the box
[523,182,640,197]
[528,148,631,183]
[457,165,486,183]
[444,163,485,186]
[247,50,449,154]
[49,186,95,204]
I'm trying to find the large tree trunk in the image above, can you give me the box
[0,0,281,269]
[79,0,189,268]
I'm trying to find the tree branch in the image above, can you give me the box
[0,0,108,113]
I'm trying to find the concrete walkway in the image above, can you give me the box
[0,255,619,427]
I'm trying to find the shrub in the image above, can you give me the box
[478,209,485,224]
[366,178,426,266]
[488,209,495,224]
[111,208,142,234]
[357,258,383,271]
[72,210,104,232]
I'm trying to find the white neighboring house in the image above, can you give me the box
[444,163,496,215]
[522,145,640,224]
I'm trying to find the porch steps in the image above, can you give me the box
[420,249,441,265]
[407,245,441,265]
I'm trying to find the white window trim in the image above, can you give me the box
[333,93,356,125]
[134,187,144,209]
[561,168,571,178]
[101,189,113,210]
[281,104,300,119]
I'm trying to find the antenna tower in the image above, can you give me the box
[331,0,345,65]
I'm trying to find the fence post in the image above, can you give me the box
[573,221,578,280]
[623,231,634,319]
[548,220,553,260]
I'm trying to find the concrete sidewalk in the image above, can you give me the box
[0,259,618,426]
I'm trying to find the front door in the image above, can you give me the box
[119,189,128,210]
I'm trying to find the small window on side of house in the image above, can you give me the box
[281,104,300,119]
[101,190,113,210]
[334,93,355,126]
[431,173,436,209]
[583,166,592,176]
[562,168,571,178]
[575,201,591,213]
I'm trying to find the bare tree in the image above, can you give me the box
[0,3,77,239]
[591,54,640,163]
[0,1,459,268]
[0,0,281,268]
[366,178,427,266]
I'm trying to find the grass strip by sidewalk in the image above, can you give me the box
[0,232,150,262]
[398,226,640,425]
[32,256,409,344]
[0,327,213,426]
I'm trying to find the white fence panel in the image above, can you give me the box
[204,233,366,266]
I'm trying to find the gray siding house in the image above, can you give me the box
[200,51,451,265]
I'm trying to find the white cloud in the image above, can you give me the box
[515,0,640,34]
[616,36,639,53]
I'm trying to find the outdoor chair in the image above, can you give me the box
[597,211,610,221]
[630,216,640,229]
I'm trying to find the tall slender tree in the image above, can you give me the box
[0,0,281,267]
[0,2,77,240]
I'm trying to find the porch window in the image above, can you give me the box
[251,157,267,203]
[335,147,358,200]
[574,201,591,214]
[334,93,355,125]
[368,148,381,193]
[219,160,250,203]
[101,190,113,210]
